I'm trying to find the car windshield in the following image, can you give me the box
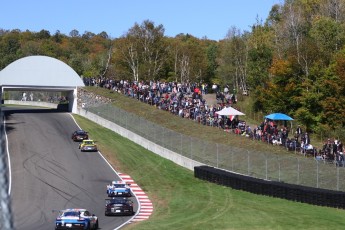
[114,184,126,188]
[108,199,130,204]
[62,211,80,217]
[76,130,86,134]
[84,141,94,145]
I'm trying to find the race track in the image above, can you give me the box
[4,107,135,230]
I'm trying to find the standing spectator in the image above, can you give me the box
[302,132,310,145]
[338,141,343,153]
[21,92,27,101]
[212,83,218,93]
[224,85,229,94]
[333,140,339,155]
[296,125,302,141]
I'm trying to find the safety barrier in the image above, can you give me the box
[194,165,345,209]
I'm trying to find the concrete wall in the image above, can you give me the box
[76,108,204,171]
[5,100,57,109]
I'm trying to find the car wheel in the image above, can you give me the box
[95,220,99,229]
[86,222,91,230]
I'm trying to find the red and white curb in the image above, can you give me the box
[118,173,153,222]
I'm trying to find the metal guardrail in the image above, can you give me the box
[0,109,14,229]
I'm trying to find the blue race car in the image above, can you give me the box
[55,208,98,230]
[106,180,132,197]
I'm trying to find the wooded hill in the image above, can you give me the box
[0,0,344,138]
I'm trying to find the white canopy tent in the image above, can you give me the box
[215,107,245,116]
[215,106,245,121]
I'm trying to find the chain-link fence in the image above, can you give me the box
[86,103,345,192]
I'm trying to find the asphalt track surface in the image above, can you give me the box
[4,107,136,230]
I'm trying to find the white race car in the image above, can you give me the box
[106,180,132,197]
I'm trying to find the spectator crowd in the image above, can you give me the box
[83,77,345,167]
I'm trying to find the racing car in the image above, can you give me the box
[72,130,89,142]
[55,208,99,230]
[107,180,132,197]
[105,198,135,216]
[79,140,98,152]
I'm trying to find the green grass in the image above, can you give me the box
[74,114,345,230]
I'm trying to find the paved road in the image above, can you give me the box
[4,108,135,230]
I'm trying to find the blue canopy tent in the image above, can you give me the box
[265,113,294,133]
[265,113,294,121]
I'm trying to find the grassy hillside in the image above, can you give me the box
[82,87,296,156]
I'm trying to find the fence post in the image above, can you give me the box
[153,123,156,144]
[278,156,281,182]
[170,130,173,151]
[337,166,339,191]
[297,158,300,185]
[316,160,319,188]
[190,136,193,159]
[216,143,219,168]
[161,127,164,148]
[180,133,183,155]
[265,156,268,180]
[247,151,250,175]
[125,110,127,129]
[231,151,234,171]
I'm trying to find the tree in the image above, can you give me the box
[69,29,80,38]
[113,37,140,81]
[98,31,109,39]
[82,31,95,40]
[245,16,275,94]
[36,29,51,40]
[205,42,218,84]
[117,20,167,81]
[218,26,249,92]
[310,16,343,59]
[0,31,21,69]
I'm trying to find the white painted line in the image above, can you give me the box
[140,202,153,206]
[119,176,131,179]
[140,209,153,212]
[4,119,12,195]
[134,215,150,218]
[132,218,149,221]
[137,213,152,216]
[133,191,144,194]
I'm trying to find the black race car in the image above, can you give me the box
[72,130,89,142]
[105,198,135,216]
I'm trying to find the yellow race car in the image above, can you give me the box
[79,140,98,152]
